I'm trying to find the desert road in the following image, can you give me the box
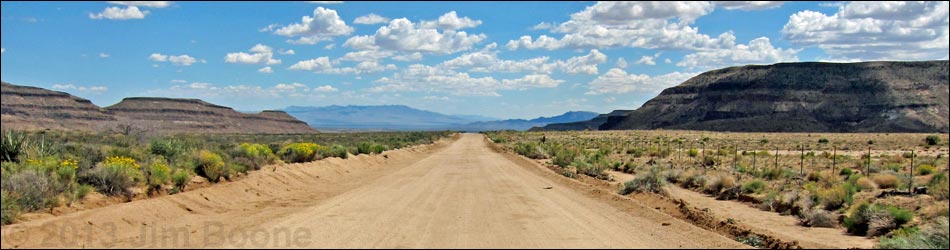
[1,134,744,249]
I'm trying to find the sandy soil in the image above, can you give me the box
[0,134,744,249]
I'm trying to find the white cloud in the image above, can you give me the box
[107,1,172,8]
[500,74,564,90]
[615,57,628,69]
[149,53,197,66]
[715,1,784,11]
[225,44,281,65]
[170,79,187,84]
[782,1,949,61]
[677,36,800,69]
[505,1,739,51]
[278,49,295,55]
[289,57,396,74]
[586,68,698,95]
[419,11,482,30]
[343,17,486,55]
[664,58,672,64]
[354,13,390,25]
[339,50,394,62]
[51,84,108,94]
[273,7,354,45]
[99,53,111,58]
[310,1,343,4]
[636,55,656,65]
[258,66,273,73]
[312,85,339,92]
[440,49,605,75]
[89,6,148,20]
[324,43,336,50]
[1,48,4,54]
[371,64,502,96]
[392,52,423,62]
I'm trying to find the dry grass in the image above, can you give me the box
[873,174,899,189]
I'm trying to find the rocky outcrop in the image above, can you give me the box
[531,110,631,131]
[1,83,317,134]
[546,61,950,133]
[1,82,115,131]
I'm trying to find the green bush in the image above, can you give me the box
[195,150,226,182]
[840,168,854,176]
[552,147,576,168]
[75,184,93,201]
[925,135,941,146]
[325,145,349,159]
[1,130,27,162]
[877,216,949,249]
[802,209,837,228]
[278,143,322,163]
[171,169,191,192]
[817,183,855,210]
[916,164,936,176]
[929,172,949,200]
[619,167,668,196]
[688,149,699,157]
[845,202,915,237]
[1,190,20,225]
[874,174,899,189]
[514,142,545,159]
[741,179,767,194]
[149,139,186,161]
[145,161,171,192]
[80,156,142,198]
[703,175,735,195]
[356,142,374,155]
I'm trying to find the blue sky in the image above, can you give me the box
[2,1,948,119]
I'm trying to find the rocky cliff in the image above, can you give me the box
[543,61,949,133]
[1,82,317,134]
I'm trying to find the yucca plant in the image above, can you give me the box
[1,130,27,162]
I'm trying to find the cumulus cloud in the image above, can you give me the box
[289,57,397,74]
[148,53,198,66]
[636,55,657,65]
[51,84,109,94]
[258,66,273,73]
[586,68,698,95]
[99,53,111,58]
[715,1,784,11]
[89,6,149,20]
[312,85,339,92]
[156,81,339,100]
[782,1,949,60]
[615,57,628,68]
[440,48,606,75]
[371,64,565,96]
[225,44,281,65]
[90,1,171,20]
[677,36,800,69]
[343,15,487,56]
[273,7,354,45]
[278,49,295,55]
[419,11,482,30]
[354,13,390,25]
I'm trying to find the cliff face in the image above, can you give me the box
[1,82,115,131]
[546,61,950,133]
[1,83,317,134]
[532,110,631,131]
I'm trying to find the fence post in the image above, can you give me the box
[800,144,805,178]
[867,146,872,178]
[832,146,837,176]
[752,149,757,178]
[910,150,915,193]
[734,143,739,180]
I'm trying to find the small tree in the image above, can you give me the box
[925,135,940,146]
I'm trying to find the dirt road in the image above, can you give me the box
[1,134,744,249]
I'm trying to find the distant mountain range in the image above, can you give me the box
[283,105,597,131]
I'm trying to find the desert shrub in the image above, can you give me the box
[1,190,20,225]
[325,145,349,159]
[701,155,718,167]
[840,168,854,176]
[925,135,941,146]
[1,130,27,163]
[149,139,186,161]
[873,174,899,189]
[80,156,142,198]
[703,175,735,195]
[278,143,322,163]
[883,163,902,173]
[736,234,764,248]
[845,202,914,237]
[877,216,949,249]
[759,167,782,180]
[741,179,767,194]
[145,161,170,193]
[74,184,93,201]
[619,167,668,196]
[916,164,936,176]
[856,176,876,191]
[683,172,707,189]
[802,209,837,228]
[234,143,276,170]
[171,169,190,192]
[818,138,830,144]
[195,150,226,182]
[370,144,386,154]
[817,182,855,210]
[807,171,824,182]
[1,170,58,211]
[573,158,608,180]
[514,142,545,159]
[627,147,644,158]
[551,148,576,168]
[356,142,373,155]
[688,149,699,157]
[929,172,949,200]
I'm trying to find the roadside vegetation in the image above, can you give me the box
[488,130,950,249]
[0,130,452,225]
